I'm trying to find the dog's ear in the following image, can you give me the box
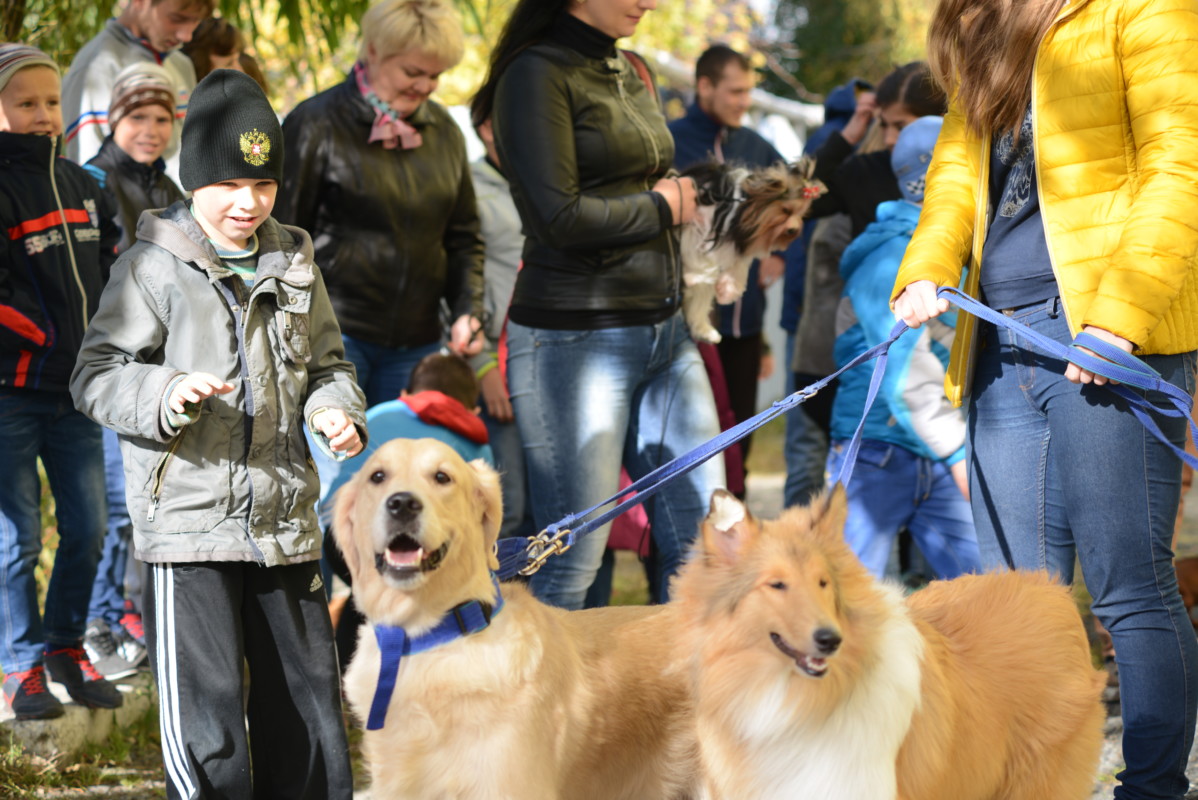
[469,458,504,571]
[817,484,850,542]
[331,476,362,577]
[702,488,758,565]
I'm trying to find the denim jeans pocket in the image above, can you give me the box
[854,440,895,469]
[528,327,596,348]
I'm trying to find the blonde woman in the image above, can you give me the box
[277,0,484,406]
[893,1,1198,796]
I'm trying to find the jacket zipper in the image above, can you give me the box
[218,279,261,557]
[48,136,90,331]
[147,428,187,521]
[615,68,663,174]
[615,64,680,303]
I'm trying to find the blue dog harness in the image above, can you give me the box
[366,576,505,730]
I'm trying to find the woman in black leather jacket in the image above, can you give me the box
[473,0,725,610]
[276,0,484,406]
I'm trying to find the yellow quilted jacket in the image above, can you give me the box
[892,0,1198,406]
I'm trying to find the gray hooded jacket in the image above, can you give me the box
[71,201,366,566]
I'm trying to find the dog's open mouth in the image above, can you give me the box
[770,632,828,678]
[375,534,449,577]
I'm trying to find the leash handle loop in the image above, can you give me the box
[938,287,1198,470]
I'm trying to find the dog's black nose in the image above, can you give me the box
[813,627,842,654]
[386,492,423,519]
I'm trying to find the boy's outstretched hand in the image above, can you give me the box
[311,408,364,457]
[168,372,236,413]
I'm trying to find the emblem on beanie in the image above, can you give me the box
[239,129,272,166]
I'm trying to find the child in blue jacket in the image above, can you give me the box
[825,117,980,580]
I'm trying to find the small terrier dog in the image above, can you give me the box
[680,157,825,343]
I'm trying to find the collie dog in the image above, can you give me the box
[673,488,1106,800]
[334,438,697,799]
[680,158,824,343]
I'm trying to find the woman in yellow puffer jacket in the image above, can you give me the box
[892,0,1198,797]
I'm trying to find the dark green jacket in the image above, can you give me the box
[493,38,681,314]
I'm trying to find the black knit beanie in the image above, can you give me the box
[179,68,283,192]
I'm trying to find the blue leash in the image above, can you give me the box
[496,288,1198,580]
[495,325,903,579]
[937,287,1198,472]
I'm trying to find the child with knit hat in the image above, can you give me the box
[71,68,365,798]
[79,60,186,681]
[825,116,982,582]
[0,43,124,721]
[84,62,184,251]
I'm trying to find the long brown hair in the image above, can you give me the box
[470,0,571,128]
[927,0,1067,137]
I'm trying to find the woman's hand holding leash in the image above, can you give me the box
[893,280,949,329]
[1066,325,1133,386]
[897,284,1134,386]
[652,176,697,226]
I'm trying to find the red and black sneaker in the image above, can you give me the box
[121,599,146,646]
[120,611,145,647]
[3,665,65,720]
[43,647,123,709]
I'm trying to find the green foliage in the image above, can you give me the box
[5,0,765,110]
[763,0,931,99]
[5,1,118,65]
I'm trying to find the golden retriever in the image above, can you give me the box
[673,488,1107,800]
[334,438,696,799]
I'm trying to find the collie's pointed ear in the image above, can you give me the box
[701,488,758,565]
[469,459,504,571]
[817,484,850,541]
[331,477,362,578]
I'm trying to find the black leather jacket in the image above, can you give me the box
[84,136,184,253]
[493,25,681,323]
[276,77,484,348]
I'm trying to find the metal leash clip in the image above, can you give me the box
[518,528,574,577]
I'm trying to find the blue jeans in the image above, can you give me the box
[507,314,725,609]
[87,427,131,626]
[481,406,535,540]
[783,332,829,508]
[0,389,107,674]
[969,298,1198,800]
[826,440,979,579]
[341,334,441,407]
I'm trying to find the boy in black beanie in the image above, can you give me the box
[71,68,366,799]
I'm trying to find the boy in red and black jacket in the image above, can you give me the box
[0,42,121,720]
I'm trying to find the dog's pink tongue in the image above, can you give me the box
[386,547,424,568]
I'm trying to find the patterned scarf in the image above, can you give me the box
[353,60,422,150]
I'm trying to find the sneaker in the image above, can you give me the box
[120,605,145,646]
[113,626,148,670]
[83,620,140,680]
[3,666,65,720]
[44,646,124,709]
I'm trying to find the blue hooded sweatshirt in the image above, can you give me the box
[828,200,965,464]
